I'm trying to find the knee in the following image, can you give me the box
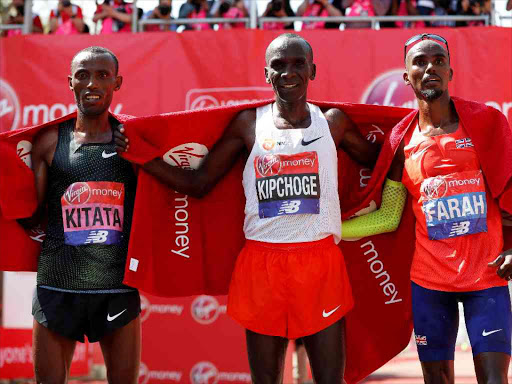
[34,372,67,384]
[481,374,508,384]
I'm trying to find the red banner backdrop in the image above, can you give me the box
[0,28,511,383]
[0,328,89,379]
[0,27,511,134]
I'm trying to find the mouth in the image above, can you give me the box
[280,84,299,89]
[84,94,102,102]
[423,77,441,85]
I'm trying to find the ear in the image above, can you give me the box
[264,67,271,84]
[310,63,316,81]
[403,71,411,86]
[114,75,123,91]
[68,75,73,91]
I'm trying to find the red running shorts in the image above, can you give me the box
[227,236,353,339]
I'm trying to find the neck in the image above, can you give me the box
[274,96,310,126]
[417,91,454,130]
[74,110,111,137]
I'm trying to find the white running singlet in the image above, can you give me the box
[243,103,342,244]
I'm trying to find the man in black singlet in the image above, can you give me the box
[26,46,140,384]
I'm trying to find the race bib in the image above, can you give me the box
[420,170,487,240]
[61,181,124,245]
[254,152,320,218]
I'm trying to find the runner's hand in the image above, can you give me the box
[488,249,512,281]
[114,124,129,153]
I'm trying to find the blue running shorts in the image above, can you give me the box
[411,281,511,361]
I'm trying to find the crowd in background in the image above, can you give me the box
[1,0,509,36]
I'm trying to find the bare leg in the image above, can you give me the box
[99,316,141,384]
[246,329,289,384]
[420,361,455,384]
[474,352,510,384]
[302,318,345,384]
[33,320,77,384]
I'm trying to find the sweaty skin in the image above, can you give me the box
[28,50,140,384]
[400,39,512,384]
[115,34,378,384]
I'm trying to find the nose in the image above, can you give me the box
[425,61,436,74]
[87,77,99,90]
[281,64,295,79]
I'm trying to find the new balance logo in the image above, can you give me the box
[278,200,301,215]
[449,221,470,237]
[85,230,109,244]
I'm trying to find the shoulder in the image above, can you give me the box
[33,125,59,155]
[226,108,257,138]
[321,107,350,123]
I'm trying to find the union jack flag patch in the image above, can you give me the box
[415,335,428,346]
[455,138,474,148]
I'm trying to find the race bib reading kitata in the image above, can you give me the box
[61,181,124,245]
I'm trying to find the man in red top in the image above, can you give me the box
[390,33,512,383]
[49,0,85,34]
[93,0,136,34]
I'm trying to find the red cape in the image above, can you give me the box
[0,101,414,383]
[118,100,416,384]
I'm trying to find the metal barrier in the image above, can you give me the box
[138,17,250,32]
[0,0,495,35]
[259,15,490,29]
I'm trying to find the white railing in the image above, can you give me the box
[259,15,490,29]
[138,17,251,32]
[0,0,497,35]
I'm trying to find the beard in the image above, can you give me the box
[420,89,443,101]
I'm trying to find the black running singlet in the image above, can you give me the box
[37,118,137,290]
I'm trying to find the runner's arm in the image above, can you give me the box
[114,110,253,198]
[324,108,380,168]
[341,142,407,239]
[17,127,58,229]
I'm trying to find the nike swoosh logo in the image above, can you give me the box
[301,136,323,146]
[102,151,117,159]
[482,329,502,337]
[322,305,341,318]
[107,308,127,322]
[410,146,430,161]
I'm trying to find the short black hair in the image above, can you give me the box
[267,33,314,62]
[71,46,119,75]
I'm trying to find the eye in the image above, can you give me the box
[76,72,88,80]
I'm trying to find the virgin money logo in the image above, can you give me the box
[17,140,33,169]
[139,362,150,384]
[256,154,281,177]
[140,295,151,322]
[63,182,91,205]
[186,87,273,111]
[0,78,21,132]
[190,361,219,384]
[191,295,226,325]
[361,69,417,109]
[421,176,448,199]
[163,143,208,170]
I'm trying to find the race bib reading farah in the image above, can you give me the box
[420,170,487,240]
[254,152,320,218]
[61,181,124,245]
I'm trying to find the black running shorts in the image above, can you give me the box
[32,286,140,342]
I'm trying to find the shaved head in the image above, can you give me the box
[71,46,119,75]
[405,39,449,68]
[265,33,313,64]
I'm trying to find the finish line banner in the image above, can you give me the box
[0,27,511,133]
